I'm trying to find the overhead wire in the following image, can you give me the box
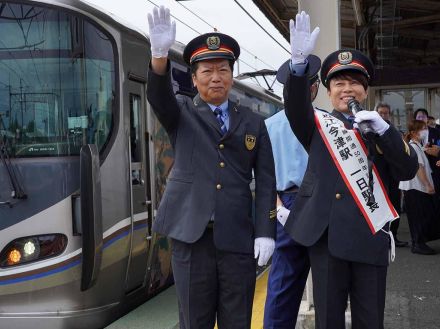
[146,0,199,35]
[174,0,286,91]
[147,0,284,91]
[145,0,264,74]
[175,0,278,71]
[232,0,290,55]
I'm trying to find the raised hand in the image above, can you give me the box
[290,11,320,64]
[147,6,176,58]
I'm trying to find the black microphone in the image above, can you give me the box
[347,99,376,206]
[347,99,375,138]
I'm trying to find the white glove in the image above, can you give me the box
[354,111,390,136]
[147,6,176,58]
[289,11,320,65]
[276,206,290,226]
[254,237,275,266]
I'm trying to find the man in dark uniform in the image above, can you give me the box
[146,6,276,329]
[282,12,418,329]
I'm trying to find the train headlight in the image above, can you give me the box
[23,240,37,256]
[7,249,21,265]
[0,234,67,268]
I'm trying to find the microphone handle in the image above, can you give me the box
[357,121,375,139]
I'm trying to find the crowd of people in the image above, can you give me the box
[146,5,436,329]
[375,106,440,255]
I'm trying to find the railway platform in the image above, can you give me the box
[107,215,440,329]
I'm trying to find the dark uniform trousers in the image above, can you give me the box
[147,62,276,329]
[282,72,418,329]
[172,228,256,329]
[309,233,387,329]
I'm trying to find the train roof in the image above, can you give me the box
[25,0,148,39]
[26,0,282,105]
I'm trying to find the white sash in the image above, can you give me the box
[314,110,398,234]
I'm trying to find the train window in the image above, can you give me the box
[381,89,426,132]
[0,2,115,157]
[229,89,281,118]
[130,95,142,163]
[130,94,142,186]
[170,61,196,98]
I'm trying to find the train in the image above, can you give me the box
[0,1,283,328]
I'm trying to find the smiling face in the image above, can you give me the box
[192,59,233,106]
[327,72,368,114]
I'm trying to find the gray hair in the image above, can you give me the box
[374,102,391,113]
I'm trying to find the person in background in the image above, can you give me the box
[399,120,437,255]
[282,11,418,328]
[263,54,321,328]
[428,115,439,130]
[414,109,440,147]
[147,6,276,328]
[414,109,440,200]
[376,102,391,122]
[375,102,408,247]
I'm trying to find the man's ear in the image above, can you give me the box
[192,74,197,88]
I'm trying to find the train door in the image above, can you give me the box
[125,78,152,293]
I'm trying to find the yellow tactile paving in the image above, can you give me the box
[214,268,270,329]
[251,268,270,329]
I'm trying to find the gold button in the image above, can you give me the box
[219,162,225,168]
[219,144,225,149]
[216,184,222,190]
[335,193,342,200]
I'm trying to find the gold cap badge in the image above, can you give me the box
[206,36,220,50]
[338,51,353,65]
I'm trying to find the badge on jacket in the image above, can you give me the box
[245,134,256,150]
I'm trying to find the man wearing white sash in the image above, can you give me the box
[281,12,419,329]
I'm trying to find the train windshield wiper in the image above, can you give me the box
[0,114,27,207]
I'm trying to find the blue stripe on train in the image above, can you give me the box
[0,259,81,286]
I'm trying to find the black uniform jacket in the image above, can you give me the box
[147,63,276,254]
[283,73,418,266]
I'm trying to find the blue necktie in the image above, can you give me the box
[347,115,355,128]
[214,108,227,135]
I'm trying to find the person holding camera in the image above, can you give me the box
[281,11,419,329]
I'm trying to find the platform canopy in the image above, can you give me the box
[251,0,440,86]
